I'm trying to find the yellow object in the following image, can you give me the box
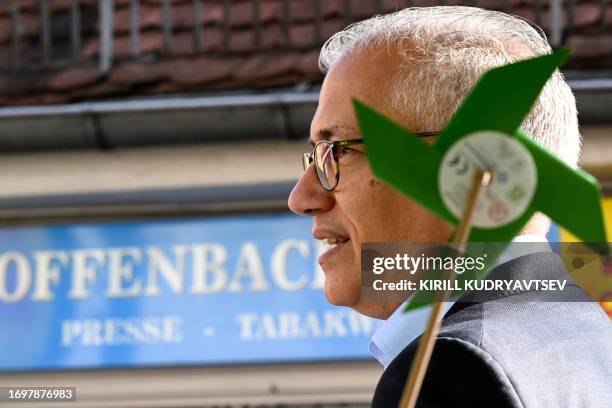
[560,198,612,317]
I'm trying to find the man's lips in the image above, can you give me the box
[312,228,349,241]
[318,238,350,265]
[313,229,350,265]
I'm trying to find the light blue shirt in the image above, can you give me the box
[369,235,550,368]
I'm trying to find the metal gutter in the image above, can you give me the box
[0,91,320,117]
[0,181,295,225]
[567,78,612,91]
[0,90,319,152]
[567,79,612,124]
[0,77,609,153]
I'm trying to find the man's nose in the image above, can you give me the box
[288,165,334,215]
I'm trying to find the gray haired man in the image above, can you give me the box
[289,6,611,407]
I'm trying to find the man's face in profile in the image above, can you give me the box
[288,49,453,319]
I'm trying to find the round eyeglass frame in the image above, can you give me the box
[302,132,439,191]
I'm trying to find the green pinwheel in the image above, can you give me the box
[353,49,609,310]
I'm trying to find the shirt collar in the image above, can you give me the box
[368,234,549,368]
[369,299,453,368]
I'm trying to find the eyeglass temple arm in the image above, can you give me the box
[336,132,439,145]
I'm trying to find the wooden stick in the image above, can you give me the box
[399,170,492,408]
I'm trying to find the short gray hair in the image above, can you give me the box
[319,6,580,167]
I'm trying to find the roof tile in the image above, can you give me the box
[322,0,349,16]
[567,34,612,59]
[108,60,172,85]
[169,31,199,55]
[82,31,164,58]
[0,72,51,96]
[289,23,317,48]
[571,3,605,29]
[230,23,286,51]
[12,11,41,39]
[138,80,184,96]
[69,81,123,100]
[348,0,378,19]
[48,66,100,91]
[297,49,322,77]
[0,0,609,106]
[321,17,351,39]
[114,3,166,33]
[513,2,602,31]
[7,94,49,106]
[233,52,301,83]
[0,19,11,46]
[170,56,242,86]
[0,1,36,18]
[251,72,308,88]
[7,91,69,106]
[227,29,259,53]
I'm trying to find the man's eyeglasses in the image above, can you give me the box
[302,132,439,191]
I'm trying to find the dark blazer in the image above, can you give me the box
[372,252,612,408]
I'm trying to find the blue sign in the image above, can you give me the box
[0,214,380,371]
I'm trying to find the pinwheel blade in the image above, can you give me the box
[353,99,451,221]
[517,132,609,253]
[436,49,570,151]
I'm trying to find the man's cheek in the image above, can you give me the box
[368,177,381,187]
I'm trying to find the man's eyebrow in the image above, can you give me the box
[309,125,359,145]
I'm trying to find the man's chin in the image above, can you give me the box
[323,283,360,307]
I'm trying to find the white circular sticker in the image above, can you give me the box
[438,131,537,229]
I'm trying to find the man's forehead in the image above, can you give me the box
[309,124,360,145]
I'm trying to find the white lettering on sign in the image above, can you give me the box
[107,247,143,298]
[228,242,268,292]
[70,249,105,300]
[0,252,32,302]
[32,251,69,301]
[271,240,309,291]
[235,310,374,340]
[0,239,326,303]
[61,316,183,347]
[190,244,228,294]
[145,246,188,296]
